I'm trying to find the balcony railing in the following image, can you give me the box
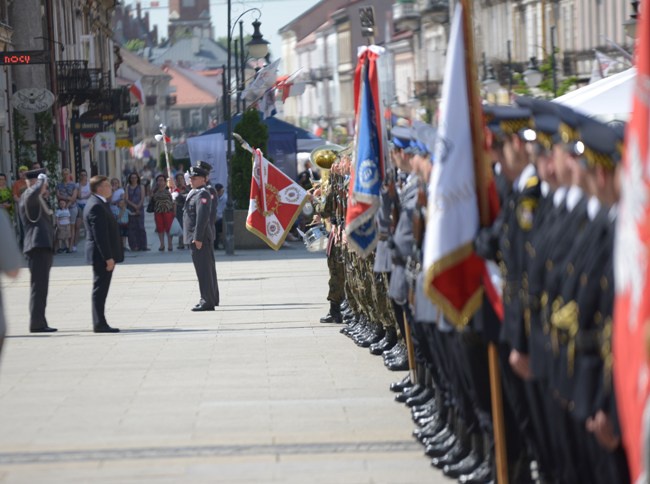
[56,60,105,106]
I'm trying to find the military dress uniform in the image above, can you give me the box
[183,166,217,311]
[195,161,220,307]
[18,169,56,332]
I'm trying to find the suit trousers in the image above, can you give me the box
[191,243,217,308]
[208,247,220,306]
[92,262,113,328]
[27,248,53,330]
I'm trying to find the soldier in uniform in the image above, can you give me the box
[19,168,56,333]
[194,161,220,307]
[183,165,218,312]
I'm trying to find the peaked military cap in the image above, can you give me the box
[390,125,414,150]
[515,97,561,149]
[188,165,209,178]
[24,168,47,180]
[195,160,213,172]
[483,105,532,138]
[575,117,625,170]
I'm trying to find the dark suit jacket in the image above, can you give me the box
[83,194,124,266]
[19,180,54,253]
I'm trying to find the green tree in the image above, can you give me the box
[231,109,268,209]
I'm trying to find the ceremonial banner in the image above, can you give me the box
[129,78,144,104]
[422,4,484,327]
[187,133,227,190]
[246,148,308,250]
[345,45,385,256]
[614,6,650,481]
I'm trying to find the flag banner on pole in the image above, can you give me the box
[129,78,144,104]
[187,133,227,191]
[246,148,308,250]
[345,45,385,257]
[422,4,484,328]
[614,6,650,482]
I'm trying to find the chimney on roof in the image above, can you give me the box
[191,36,200,55]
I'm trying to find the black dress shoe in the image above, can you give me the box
[424,433,457,458]
[94,325,120,333]
[389,374,412,393]
[191,305,215,312]
[431,438,470,468]
[30,326,58,333]
[386,354,409,371]
[406,389,435,407]
[443,447,482,479]
[458,459,493,484]
[395,384,424,403]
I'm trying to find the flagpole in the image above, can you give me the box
[460,1,509,483]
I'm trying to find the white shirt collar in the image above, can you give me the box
[95,193,107,203]
[553,187,567,208]
[587,197,601,221]
[540,181,550,198]
[514,164,536,193]
[565,186,583,212]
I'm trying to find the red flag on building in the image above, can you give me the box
[246,148,308,250]
[614,7,650,482]
[129,78,144,104]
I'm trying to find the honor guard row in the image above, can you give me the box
[312,99,629,483]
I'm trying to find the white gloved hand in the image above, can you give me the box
[37,173,48,181]
[184,172,191,185]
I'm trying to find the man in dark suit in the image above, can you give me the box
[83,175,124,333]
[18,168,56,333]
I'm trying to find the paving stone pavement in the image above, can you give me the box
[0,237,448,483]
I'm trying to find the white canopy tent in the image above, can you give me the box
[553,67,636,121]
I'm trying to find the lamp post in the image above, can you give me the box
[550,26,558,97]
[523,57,544,89]
[481,52,500,96]
[224,4,269,255]
[624,1,640,39]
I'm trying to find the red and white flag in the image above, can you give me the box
[129,78,144,104]
[614,6,650,482]
[422,4,486,327]
[246,148,308,250]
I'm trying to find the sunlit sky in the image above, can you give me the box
[122,0,322,65]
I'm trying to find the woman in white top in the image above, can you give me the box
[110,178,125,216]
[76,169,91,247]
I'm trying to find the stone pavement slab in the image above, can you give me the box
[0,244,448,483]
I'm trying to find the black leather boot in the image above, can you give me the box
[370,327,397,355]
[395,383,424,403]
[389,374,412,393]
[358,321,385,347]
[458,433,493,484]
[431,418,471,468]
[443,432,483,478]
[320,301,343,324]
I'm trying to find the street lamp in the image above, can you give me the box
[482,52,500,95]
[224,4,269,255]
[523,57,543,88]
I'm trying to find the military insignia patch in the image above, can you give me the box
[517,198,536,231]
[201,198,208,204]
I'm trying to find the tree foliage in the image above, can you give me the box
[124,39,145,52]
[231,109,268,209]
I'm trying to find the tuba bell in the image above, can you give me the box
[309,143,344,186]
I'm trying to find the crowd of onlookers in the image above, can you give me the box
[4,162,228,253]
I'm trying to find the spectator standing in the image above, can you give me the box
[110,178,125,216]
[0,173,13,218]
[125,172,147,251]
[56,168,79,252]
[116,199,129,250]
[11,166,28,204]
[151,174,175,251]
[76,169,91,211]
[0,208,22,357]
[214,183,227,250]
[54,200,72,253]
[173,173,189,249]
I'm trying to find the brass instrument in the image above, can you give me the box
[309,143,344,186]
